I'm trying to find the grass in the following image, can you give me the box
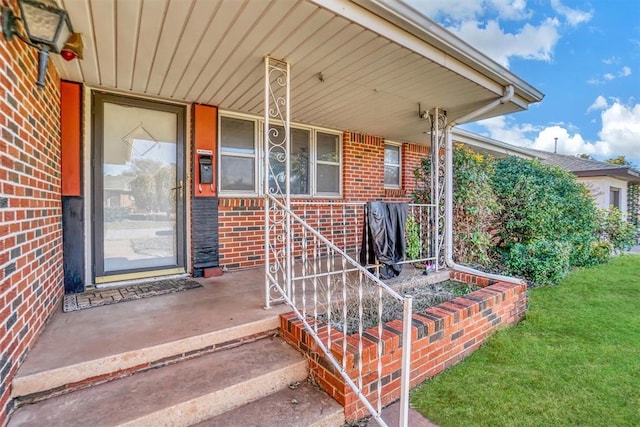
[411,255,640,427]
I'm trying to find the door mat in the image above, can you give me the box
[63,278,203,312]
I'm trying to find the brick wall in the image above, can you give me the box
[0,35,63,424]
[280,272,527,421]
[218,131,429,269]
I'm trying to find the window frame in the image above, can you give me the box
[313,129,343,197]
[218,111,342,198]
[610,186,621,209]
[383,141,402,189]
[218,112,260,196]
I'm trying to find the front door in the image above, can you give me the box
[92,92,186,283]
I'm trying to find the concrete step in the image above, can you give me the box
[196,381,344,427]
[12,317,278,402]
[8,337,309,427]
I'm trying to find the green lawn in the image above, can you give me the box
[411,255,640,427]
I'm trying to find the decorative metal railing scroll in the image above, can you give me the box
[264,56,291,307]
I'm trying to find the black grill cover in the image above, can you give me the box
[360,201,408,279]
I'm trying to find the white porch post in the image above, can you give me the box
[264,56,291,308]
[430,108,447,270]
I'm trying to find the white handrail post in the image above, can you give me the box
[263,56,271,309]
[399,295,413,427]
[285,60,292,299]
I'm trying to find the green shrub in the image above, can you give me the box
[491,157,599,270]
[589,239,613,265]
[405,216,421,260]
[503,239,571,286]
[413,144,497,267]
[596,207,637,252]
[412,149,608,286]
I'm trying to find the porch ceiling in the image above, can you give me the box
[55,0,542,143]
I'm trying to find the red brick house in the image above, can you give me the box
[0,0,543,424]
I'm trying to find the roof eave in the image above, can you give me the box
[351,0,544,104]
[452,128,540,159]
[575,168,640,182]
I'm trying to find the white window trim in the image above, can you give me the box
[218,112,260,197]
[218,111,342,198]
[384,141,402,189]
[314,129,343,197]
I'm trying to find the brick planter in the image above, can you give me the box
[279,271,527,421]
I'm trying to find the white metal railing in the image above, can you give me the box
[263,54,424,426]
[291,201,438,270]
[265,195,413,426]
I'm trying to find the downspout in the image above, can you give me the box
[444,85,524,285]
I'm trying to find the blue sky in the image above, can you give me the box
[404,0,640,165]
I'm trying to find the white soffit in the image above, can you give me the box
[55,0,543,144]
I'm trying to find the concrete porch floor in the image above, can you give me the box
[16,267,287,384]
[19,263,444,381]
[13,265,442,426]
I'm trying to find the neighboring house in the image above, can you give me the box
[0,0,543,423]
[453,128,538,159]
[532,150,640,223]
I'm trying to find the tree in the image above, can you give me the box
[606,155,633,166]
[577,153,593,160]
[129,159,176,213]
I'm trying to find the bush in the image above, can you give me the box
[589,239,613,265]
[491,157,599,270]
[502,239,571,286]
[414,144,498,267]
[412,149,609,286]
[596,207,637,252]
[405,216,421,260]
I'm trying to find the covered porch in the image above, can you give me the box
[50,0,542,290]
[0,0,542,424]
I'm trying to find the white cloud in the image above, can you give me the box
[588,67,633,85]
[531,126,590,155]
[602,56,620,65]
[403,0,484,21]
[475,116,539,146]
[619,66,632,77]
[488,0,530,20]
[474,101,640,164]
[587,96,608,113]
[550,0,593,27]
[598,101,640,159]
[450,18,560,68]
[403,0,530,21]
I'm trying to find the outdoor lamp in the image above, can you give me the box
[2,0,81,89]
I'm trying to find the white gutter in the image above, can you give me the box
[444,85,525,285]
[351,0,544,104]
[452,128,539,160]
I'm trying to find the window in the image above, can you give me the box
[610,187,620,209]
[268,126,311,195]
[219,116,258,193]
[316,132,341,195]
[219,113,341,196]
[384,143,401,188]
